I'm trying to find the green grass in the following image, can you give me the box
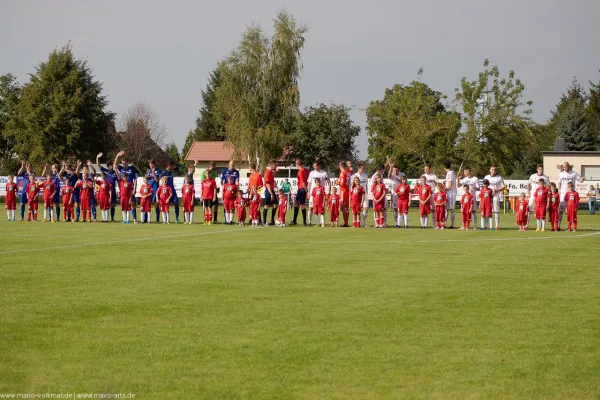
[1,209,600,399]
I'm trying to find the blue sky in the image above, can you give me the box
[2,0,599,157]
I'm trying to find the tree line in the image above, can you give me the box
[1,10,599,177]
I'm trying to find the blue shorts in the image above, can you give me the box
[91,193,96,207]
[130,194,137,205]
[53,193,60,204]
[295,188,307,205]
[151,186,159,202]
[20,191,28,204]
[73,193,80,204]
[111,190,117,205]
[170,189,178,204]
[264,189,277,206]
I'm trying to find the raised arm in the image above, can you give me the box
[87,160,96,175]
[113,151,123,171]
[17,160,25,176]
[41,164,48,177]
[75,160,83,175]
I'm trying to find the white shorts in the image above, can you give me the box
[492,196,501,213]
[528,195,535,211]
[559,201,567,212]
[471,199,478,212]
[391,195,398,209]
[446,193,456,210]
[309,197,313,208]
[362,199,369,209]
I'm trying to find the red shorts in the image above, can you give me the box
[351,203,361,214]
[140,198,151,212]
[99,196,111,211]
[183,200,194,213]
[397,200,409,214]
[374,201,385,213]
[548,208,558,223]
[223,199,235,212]
[567,209,577,222]
[160,201,170,213]
[419,202,430,216]
[330,209,339,222]
[250,205,259,220]
[80,197,91,211]
[120,198,131,211]
[339,188,349,207]
[28,200,38,210]
[535,206,546,219]
[43,197,54,208]
[313,205,324,215]
[480,204,491,218]
[5,198,16,210]
[435,206,446,222]
[63,203,73,213]
[462,212,471,223]
[516,210,527,225]
[277,207,286,223]
[237,208,246,222]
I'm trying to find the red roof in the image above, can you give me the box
[184,141,235,162]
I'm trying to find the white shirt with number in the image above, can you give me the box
[460,176,479,198]
[484,174,504,198]
[558,170,580,202]
[421,173,438,192]
[308,170,329,191]
[528,173,550,195]
[444,170,457,194]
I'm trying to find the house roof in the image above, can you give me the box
[185,141,236,162]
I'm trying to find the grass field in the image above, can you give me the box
[1,209,600,399]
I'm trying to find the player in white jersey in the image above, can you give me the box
[526,163,550,227]
[458,167,479,229]
[557,161,583,229]
[351,163,369,227]
[306,160,329,226]
[443,161,457,228]
[421,164,438,226]
[387,156,405,227]
[483,165,505,230]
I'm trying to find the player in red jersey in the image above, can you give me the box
[235,190,247,226]
[338,161,352,227]
[533,178,549,231]
[115,171,134,223]
[221,175,238,225]
[158,176,173,224]
[394,175,411,228]
[75,173,94,222]
[460,185,473,230]
[417,176,432,229]
[350,177,365,228]
[548,183,560,231]
[371,175,387,228]
[201,173,217,225]
[516,193,528,231]
[479,179,493,230]
[434,183,447,229]
[41,173,56,222]
[181,175,195,224]
[139,176,152,223]
[276,188,288,227]
[565,182,580,232]
[60,177,74,222]
[5,175,17,221]
[25,175,40,221]
[95,172,112,223]
[311,178,326,227]
[249,187,261,227]
[328,187,340,227]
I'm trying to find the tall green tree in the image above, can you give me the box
[550,78,595,151]
[585,73,600,148]
[366,80,461,177]
[0,74,21,174]
[453,60,535,177]
[4,44,115,165]
[182,67,226,158]
[289,103,360,170]
[214,10,307,168]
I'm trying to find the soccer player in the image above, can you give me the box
[350,176,365,228]
[235,190,247,226]
[387,156,405,227]
[311,178,326,228]
[41,173,56,222]
[351,163,369,227]
[221,175,238,225]
[276,188,287,227]
[516,193,528,231]
[96,153,119,222]
[328,187,340,227]
[85,160,99,222]
[394,175,411,228]
[421,164,438,227]
[548,183,560,231]
[95,172,112,223]
[443,161,457,228]
[114,151,138,223]
[370,165,386,226]
[5,175,17,221]
[186,160,198,185]
[139,176,153,224]
[338,160,352,227]
[263,160,278,226]
[17,160,34,221]
[158,177,173,224]
[458,167,479,229]
[247,164,263,224]
[145,158,162,223]
[41,163,63,221]
[60,177,74,222]
[479,179,493,230]
[417,176,432,229]
[483,165,505,230]
[533,178,549,231]
[565,182,580,232]
[434,183,447,230]
[460,185,473,230]
[557,162,583,231]
[201,171,217,225]
[115,169,134,224]
[160,161,180,223]
[220,160,240,185]
[307,160,329,226]
[291,159,309,226]
[249,187,262,227]
[76,172,94,222]
[371,174,386,228]
[202,161,220,223]
[526,164,550,228]
[25,174,40,221]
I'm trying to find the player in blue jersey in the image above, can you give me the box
[41,163,64,221]
[114,151,138,223]
[160,161,180,223]
[96,152,119,222]
[17,160,34,220]
[145,158,162,223]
